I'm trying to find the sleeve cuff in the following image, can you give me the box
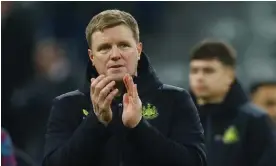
[84,114,111,139]
[128,118,152,137]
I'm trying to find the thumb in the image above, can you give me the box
[123,93,129,105]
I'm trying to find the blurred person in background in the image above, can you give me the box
[1,1,38,164]
[189,39,276,166]
[1,128,37,166]
[250,81,276,124]
[43,9,206,166]
[1,128,17,166]
[2,2,81,163]
[8,38,79,163]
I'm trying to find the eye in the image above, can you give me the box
[190,68,198,74]
[203,67,215,74]
[265,100,276,107]
[118,42,130,49]
[97,44,111,52]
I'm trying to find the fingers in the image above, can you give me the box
[123,93,129,104]
[91,75,113,105]
[94,76,114,97]
[91,75,105,94]
[94,88,118,124]
[133,84,138,98]
[90,75,114,111]
[101,88,119,109]
[90,75,117,125]
[128,95,133,104]
[123,74,134,96]
[123,74,131,90]
[123,75,129,90]
[98,81,116,105]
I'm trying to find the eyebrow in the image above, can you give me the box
[118,40,131,44]
[96,43,111,51]
[97,40,132,49]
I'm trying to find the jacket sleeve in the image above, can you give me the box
[42,97,110,166]
[127,89,207,166]
[247,113,276,166]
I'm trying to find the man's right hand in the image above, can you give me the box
[90,75,118,126]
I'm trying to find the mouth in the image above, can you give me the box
[196,86,207,91]
[109,65,123,69]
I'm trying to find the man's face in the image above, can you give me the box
[252,85,276,121]
[189,59,234,99]
[88,25,142,81]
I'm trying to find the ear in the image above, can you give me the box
[137,42,142,60]
[225,67,235,85]
[88,49,94,66]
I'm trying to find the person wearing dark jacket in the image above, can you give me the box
[189,39,276,166]
[43,9,206,166]
[250,81,276,124]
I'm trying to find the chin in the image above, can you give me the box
[107,73,126,82]
[193,91,210,99]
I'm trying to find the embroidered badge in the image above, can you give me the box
[222,125,239,144]
[142,103,158,120]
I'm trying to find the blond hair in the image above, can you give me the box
[85,9,140,48]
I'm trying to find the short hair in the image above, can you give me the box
[250,81,276,95]
[85,9,140,48]
[190,39,237,67]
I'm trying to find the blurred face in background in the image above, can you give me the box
[88,24,142,82]
[189,59,234,102]
[34,40,70,82]
[252,85,276,122]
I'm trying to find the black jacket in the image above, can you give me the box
[43,53,207,166]
[191,80,276,166]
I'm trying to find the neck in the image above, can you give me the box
[197,92,228,106]
[197,82,234,106]
[115,81,125,97]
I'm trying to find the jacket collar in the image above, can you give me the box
[79,52,162,100]
[190,79,249,116]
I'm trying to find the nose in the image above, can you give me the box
[110,46,121,61]
[194,71,204,82]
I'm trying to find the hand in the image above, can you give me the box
[91,75,118,126]
[122,74,142,128]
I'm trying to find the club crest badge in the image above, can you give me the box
[142,103,158,120]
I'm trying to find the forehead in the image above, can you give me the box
[255,86,276,98]
[91,25,135,45]
[190,59,224,68]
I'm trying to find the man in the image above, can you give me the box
[189,39,276,166]
[250,81,276,123]
[43,10,206,166]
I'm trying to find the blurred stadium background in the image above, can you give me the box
[1,1,276,165]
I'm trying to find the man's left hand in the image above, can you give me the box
[122,74,142,128]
